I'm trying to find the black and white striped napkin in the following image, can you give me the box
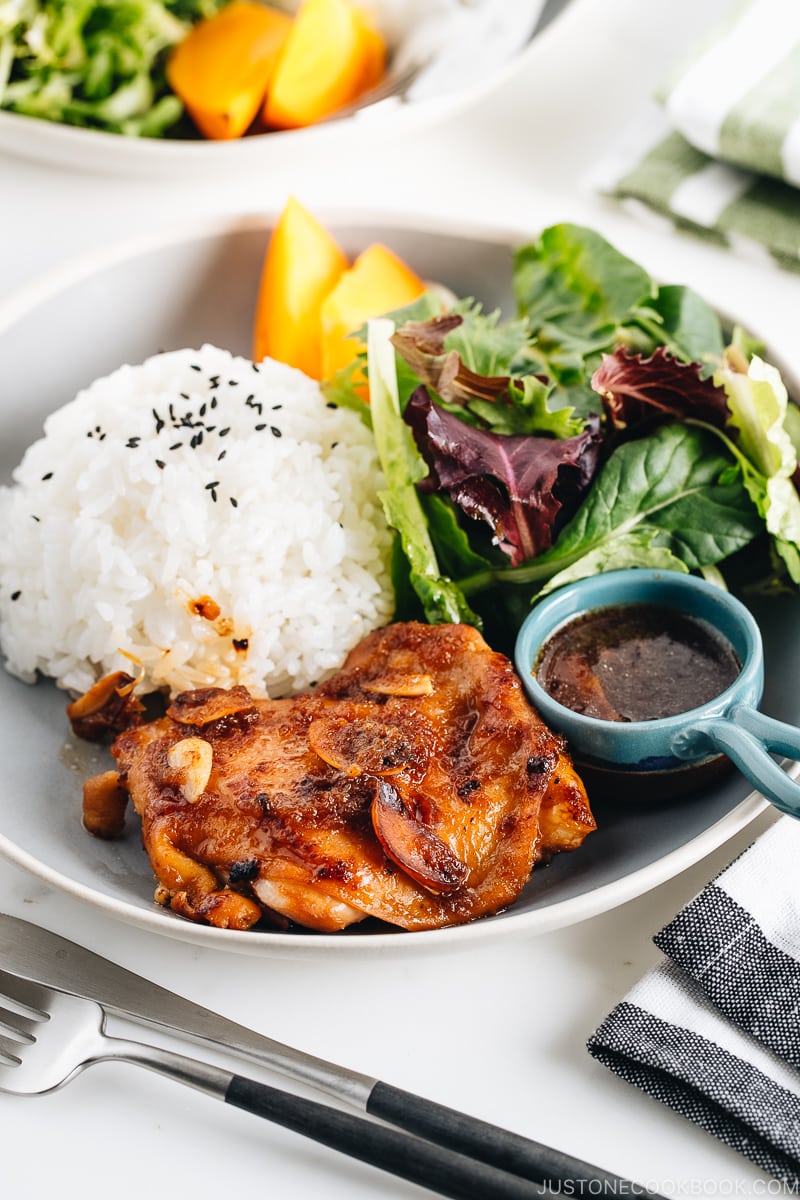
[588,816,800,1184]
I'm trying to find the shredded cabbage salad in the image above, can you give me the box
[0,0,223,136]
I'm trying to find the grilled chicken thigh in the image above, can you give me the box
[88,622,595,932]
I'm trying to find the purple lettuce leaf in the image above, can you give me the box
[404,387,602,566]
[591,345,730,432]
[390,314,512,407]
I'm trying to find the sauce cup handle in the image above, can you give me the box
[673,704,800,817]
[728,703,800,759]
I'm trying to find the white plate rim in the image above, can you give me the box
[0,208,774,957]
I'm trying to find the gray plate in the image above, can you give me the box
[0,214,792,958]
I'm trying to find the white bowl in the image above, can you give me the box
[0,0,554,179]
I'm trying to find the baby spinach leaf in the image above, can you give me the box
[513,223,656,354]
[531,424,761,578]
[643,284,725,368]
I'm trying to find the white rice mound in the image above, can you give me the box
[0,346,395,698]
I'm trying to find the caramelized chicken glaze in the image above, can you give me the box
[82,622,595,932]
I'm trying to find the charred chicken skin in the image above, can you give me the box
[85,622,595,932]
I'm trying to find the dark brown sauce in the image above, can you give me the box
[535,602,740,722]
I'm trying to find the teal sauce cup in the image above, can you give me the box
[514,569,800,815]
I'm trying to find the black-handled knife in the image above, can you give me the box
[0,913,655,1196]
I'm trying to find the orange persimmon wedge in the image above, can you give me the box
[167,2,292,141]
[264,0,386,130]
[253,198,349,377]
[320,244,426,391]
[354,8,386,93]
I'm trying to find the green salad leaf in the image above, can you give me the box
[643,283,725,369]
[458,424,762,598]
[711,356,800,583]
[512,224,727,415]
[366,319,478,626]
[325,222,799,630]
[0,0,222,137]
[513,223,657,352]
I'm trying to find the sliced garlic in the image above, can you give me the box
[167,737,213,803]
[362,673,434,697]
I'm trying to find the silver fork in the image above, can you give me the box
[0,968,543,1200]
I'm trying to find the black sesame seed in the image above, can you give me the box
[169,442,183,451]
[271,404,282,410]
[246,394,255,403]
[190,364,202,372]
[99,433,107,441]
[270,426,282,438]
[10,590,21,601]
[199,403,207,417]
[204,425,216,433]
[155,459,166,470]
[252,363,260,372]
[331,441,339,449]
[180,392,190,400]
[219,427,230,437]
[210,397,218,410]
[218,450,227,461]
[326,402,337,409]
[230,496,238,508]
[152,409,164,434]
[31,514,40,522]
[228,379,238,386]
[41,472,53,481]
[205,481,220,490]
[126,437,141,449]
[210,489,218,503]
[255,423,266,431]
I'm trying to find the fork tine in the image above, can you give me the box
[0,1033,24,1064]
[0,1004,39,1042]
[0,970,51,1018]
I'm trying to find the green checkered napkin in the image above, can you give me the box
[597,0,800,272]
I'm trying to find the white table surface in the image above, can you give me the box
[1,0,798,1195]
